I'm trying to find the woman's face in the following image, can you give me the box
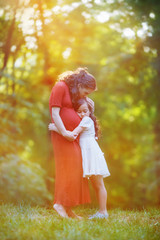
[78,85,94,98]
[77,103,90,119]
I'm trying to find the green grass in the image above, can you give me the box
[0,204,159,240]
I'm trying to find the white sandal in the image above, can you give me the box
[88,212,109,219]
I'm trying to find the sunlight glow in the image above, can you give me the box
[2,1,154,54]
[137,22,153,38]
[95,11,111,23]
[149,12,155,19]
[122,28,135,39]
[52,3,81,15]
[14,58,23,68]
[19,8,35,35]
[0,85,5,93]
[36,20,42,30]
[52,6,61,14]
[25,36,37,49]
[44,18,51,24]
[82,11,91,19]
[62,48,72,59]
[109,23,122,33]
[81,0,90,3]
[143,46,150,53]
[11,45,17,52]
[0,8,4,17]
[19,0,30,5]
[43,10,52,17]
[72,2,81,8]
[61,5,74,13]
[94,0,114,4]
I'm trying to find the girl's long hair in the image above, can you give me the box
[58,67,96,108]
[74,98,101,139]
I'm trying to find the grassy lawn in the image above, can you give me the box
[0,203,159,240]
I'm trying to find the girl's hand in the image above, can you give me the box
[63,131,76,141]
[48,123,78,141]
[73,133,78,139]
[48,123,55,131]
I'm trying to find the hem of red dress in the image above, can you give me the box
[53,200,91,208]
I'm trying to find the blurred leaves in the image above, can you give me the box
[0,0,160,207]
[0,154,52,205]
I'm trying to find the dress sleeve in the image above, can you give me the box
[79,116,92,129]
[49,81,65,108]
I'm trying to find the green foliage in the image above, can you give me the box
[0,0,159,208]
[0,204,160,240]
[0,154,52,205]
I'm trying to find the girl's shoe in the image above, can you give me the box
[88,212,109,219]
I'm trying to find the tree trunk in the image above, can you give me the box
[37,0,50,78]
[0,0,19,74]
[154,63,160,205]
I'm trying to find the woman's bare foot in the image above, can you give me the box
[53,204,69,218]
[66,208,83,219]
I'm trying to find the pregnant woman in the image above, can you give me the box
[49,67,96,218]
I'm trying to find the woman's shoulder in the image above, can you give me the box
[54,80,67,88]
[51,81,67,93]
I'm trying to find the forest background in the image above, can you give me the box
[0,0,160,210]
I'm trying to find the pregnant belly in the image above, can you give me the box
[60,107,81,131]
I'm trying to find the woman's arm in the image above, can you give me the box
[52,107,75,141]
[48,123,59,133]
[48,122,82,139]
[49,119,85,139]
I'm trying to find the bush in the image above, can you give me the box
[0,154,53,205]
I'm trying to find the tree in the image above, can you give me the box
[125,0,160,206]
[0,0,159,207]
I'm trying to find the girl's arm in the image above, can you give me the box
[72,117,91,138]
[51,107,75,141]
[49,118,85,139]
[48,122,83,139]
[71,125,85,137]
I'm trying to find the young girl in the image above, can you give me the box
[49,98,110,219]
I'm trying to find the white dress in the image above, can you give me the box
[79,116,110,178]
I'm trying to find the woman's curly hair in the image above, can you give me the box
[58,67,97,108]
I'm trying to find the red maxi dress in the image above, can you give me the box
[49,81,91,207]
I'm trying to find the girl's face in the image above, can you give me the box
[78,85,93,98]
[77,103,90,119]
